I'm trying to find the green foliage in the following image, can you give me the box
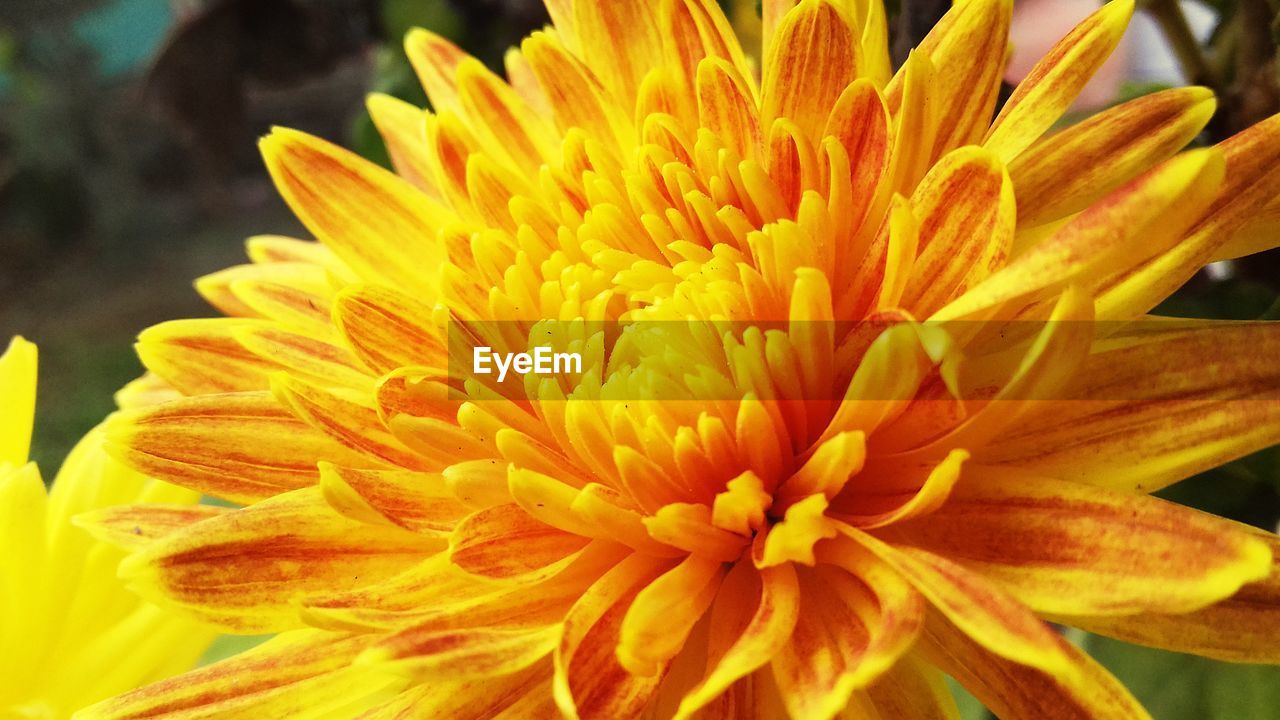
[1084,635,1280,720]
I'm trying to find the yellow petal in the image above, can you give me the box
[618,553,723,676]
[1062,529,1280,663]
[120,488,442,632]
[919,609,1151,720]
[404,28,466,112]
[0,336,37,467]
[365,93,441,199]
[572,0,664,104]
[985,0,1135,162]
[893,469,1272,616]
[675,562,801,719]
[259,128,445,299]
[979,321,1280,492]
[74,630,401,720]
[887,0,1011,158]
[1010,87,1217,228]
[319,463,468,534]
[74,503,230,550]
[361,624,559,679]
[849,652,961,720]
[449,503,590,581]
[697,57,762,162]
[106,391,375,503]
[839,529,1074,677]
[761,0,860,143]
[554,553,672,720]
[900,146,1015,318]
[935,149,1224,321]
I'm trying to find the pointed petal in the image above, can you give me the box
[1062,530,1280,663]
[919,609,1151,720]
[75,630,399,720]
[892,469,1272,616]
[887,0,1011,157]
[136,319,279,395]
[697,57,762,161]
[761,0,859,143]
[75,504,230,550]
[985,0,1135,162]
[365,93,440,198]
[979,322,1280,492]
[675,562,801,718]
[404,28,466,112]
[900,146,1015,318]
[1010,87,1217,228]
[0,336,37,466]
[106,391,377,503]
[260,128,445,299]
[936,149,1224,321]
[838,530,1074,677]
[121,488,442,631]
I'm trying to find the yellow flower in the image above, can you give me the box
[79,1,1280,718]
[0,338,216,719]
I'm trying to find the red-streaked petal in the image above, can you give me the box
[985,0,1134,162]
[978,322,1280,492]
[889,469,1272,616]
[119,488,442,632]
[919,609,1151,720]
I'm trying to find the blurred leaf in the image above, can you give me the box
[1206,664,1280,720]
[199,634,271,665]
[948,678,991,720]
[381,0,463,42]
[1082,634,1280,720]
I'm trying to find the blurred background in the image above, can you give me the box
[0,1,1277,717]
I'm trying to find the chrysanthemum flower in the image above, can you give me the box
[0,338,217,718]
[78,0,1280,718]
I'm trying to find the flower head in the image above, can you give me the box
[81,1,1280,718]
[0,338,216,718]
